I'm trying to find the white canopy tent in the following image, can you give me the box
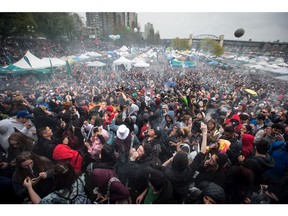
[274,75,288,81]
[77,54,90,59]
[249,64,265,69]
[119,46,129,52]
[134,61,150,68]
[131,57,146,64]
[112,56,132,71]
[41,57,66,67]
[271,67,288,74]
[277,62,288,67]
[13,51,50,69]
[85,52,102,57]
[86,61,106,67]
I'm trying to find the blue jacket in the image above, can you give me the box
[267,141,288,181]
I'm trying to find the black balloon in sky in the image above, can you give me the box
[234,28,245,38]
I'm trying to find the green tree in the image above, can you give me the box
[154,31,161,45]
[212,42,225,56]
[172,37,189,50]
[32,12,83,41]
[200,38,224,56]
[32,13,66,41]
[0,13,36,40]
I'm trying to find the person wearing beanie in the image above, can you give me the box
[163,151,196,203]
[220,125,242,158]
[201,182,226,204]
[239,113,250,126]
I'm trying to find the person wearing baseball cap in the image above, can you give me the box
[0,110,36,154]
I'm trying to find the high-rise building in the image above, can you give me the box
[126,12,138,30]
[143,23,154,40]
[85,12,137,40]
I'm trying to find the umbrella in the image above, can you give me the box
[165,81,177,87]
[245,89,257,95]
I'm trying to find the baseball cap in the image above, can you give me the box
[16,110,33,118]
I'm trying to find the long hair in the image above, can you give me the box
[99,144,116,166]
[14,151,54,183]
[53,163,78,194]
[8,132,35,151]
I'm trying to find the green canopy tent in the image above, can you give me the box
[0,65,51,76]
[170,59,183,67]
[0,65,29,75]
[184,61,197,68]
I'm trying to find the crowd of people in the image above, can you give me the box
[0,38,288,204]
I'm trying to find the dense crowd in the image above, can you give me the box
[0,38,288,204]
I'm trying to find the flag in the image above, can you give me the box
[49,57,54,73]
[5,54,13,64]
[66,60,71,75]
[23,56,32,68]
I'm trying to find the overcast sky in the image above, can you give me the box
[137,13,288,42]
[4,0,288,42]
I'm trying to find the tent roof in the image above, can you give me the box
[134,61,150,68]
[13,51,50,69]
[119,46,129,52]
[113,56,131,64]
[41,58,66,67]
[0,65,29,75]
[85,52,102,57]
[86,61,106,67]
[274,75,288,81]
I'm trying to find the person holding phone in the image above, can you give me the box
[12,151,55,202]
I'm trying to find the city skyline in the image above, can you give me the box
[78,12,288,43]
[3,1,287,43]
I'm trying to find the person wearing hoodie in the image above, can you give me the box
[0,110,37,154]
[163,151,196,203]
[247,140,275,186]
[225,114,243,135]
[52,137,83,175]
[241,133,254,158]
[266,140,288,181]
[159,110,175,133]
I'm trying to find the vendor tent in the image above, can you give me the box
[41,58,66,67]
[170,59,183,67]
[112,56,132,71]
[13,51,50,69]
[119,46,129,52]
[274,75,288,81]
[86,52,102,57]
[134,61,150,68]
[0,65,29,75]
[184,61,197,68]
[86,61,106,67]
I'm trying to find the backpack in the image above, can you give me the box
[107,177,132,204]
[56,178,91,204]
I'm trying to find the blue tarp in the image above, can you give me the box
[208,60,218,65]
